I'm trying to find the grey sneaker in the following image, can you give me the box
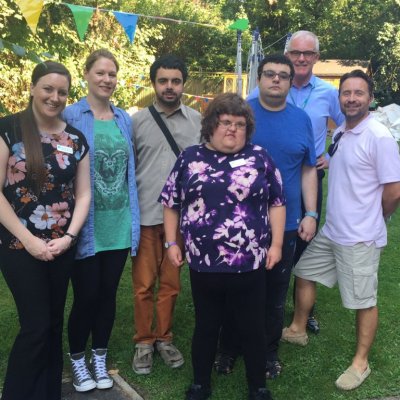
[69,352,96,393]
[91,349,113,390]
[156,341,184,368]
[132,343,154,375]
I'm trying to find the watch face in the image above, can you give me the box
[164,242,169,249]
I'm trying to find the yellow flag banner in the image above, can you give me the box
[15,0,44,34]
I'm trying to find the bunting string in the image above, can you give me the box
[14,0,220,43]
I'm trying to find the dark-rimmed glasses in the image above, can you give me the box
[287,50,318,60]
[328,131,344,157]
[218,119,247,131]
[261,70,291,81]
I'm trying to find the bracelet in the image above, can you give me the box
[64,232,78,246]
[304,211,318,220]
[164,241,177,249]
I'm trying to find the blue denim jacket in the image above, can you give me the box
[63,98,140,259]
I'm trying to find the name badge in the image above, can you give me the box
[229,158,247,168]
[57,144,73,154]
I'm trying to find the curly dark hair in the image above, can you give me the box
[201,93,254,143]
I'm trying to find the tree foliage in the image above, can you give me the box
[3,0,400,113]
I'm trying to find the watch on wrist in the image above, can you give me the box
[64,232,78,246]
[304,211,318,220]
[164,241,177,249]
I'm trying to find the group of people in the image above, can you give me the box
[0,29,400,400]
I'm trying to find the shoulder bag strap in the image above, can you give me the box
[148,105,180,157]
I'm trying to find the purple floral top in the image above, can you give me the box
[0,114,89,249]
[159,143,285,273]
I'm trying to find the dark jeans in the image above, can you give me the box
[218,231,297,362]
[190,267,266,391]
[0,246,75,400]
[68,249,128,353]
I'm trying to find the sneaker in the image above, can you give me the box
[156,341,184,368]
[132,343,154,374]
[185,384,211,400]
[69,352,96,393]
[306,316,320,334]
[248,388,273,400]
[214,352,236,374]
[91,349,113,389]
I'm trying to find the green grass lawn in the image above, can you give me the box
[1,190,400,400]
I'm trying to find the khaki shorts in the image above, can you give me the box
[293,231,381,309]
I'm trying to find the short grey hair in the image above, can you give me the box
[286,30,320,52]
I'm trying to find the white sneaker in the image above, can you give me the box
[70,352,96,392]
[91,348,113,389]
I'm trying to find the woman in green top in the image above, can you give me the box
[64,49,140,393]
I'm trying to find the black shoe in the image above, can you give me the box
[306,316,320,334]
[214,352,236,374]
[265,360,282,380]
[248,388,273,400]
[185,384,211,400]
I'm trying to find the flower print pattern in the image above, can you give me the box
[7,155,26,185]
[159,143,285,273]
[55,152,71,170]
[51,202,71,226]
[0,117,89,249]
[29,205,57,230]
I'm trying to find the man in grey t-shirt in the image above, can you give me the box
[131,55,201,375]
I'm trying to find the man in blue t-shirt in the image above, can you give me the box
[215,54,317,380]
[248,31,345,334]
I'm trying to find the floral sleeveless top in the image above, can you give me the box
[0,114,89,249]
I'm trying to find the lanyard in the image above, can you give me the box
[289,85,314,110]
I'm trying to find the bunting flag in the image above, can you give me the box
[15,0,44,33]
[113,11,138,43]
[66,4,94,41]
[228,19,249,31]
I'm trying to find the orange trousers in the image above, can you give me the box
[132,224,183,344]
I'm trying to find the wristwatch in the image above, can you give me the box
[64,232,78,246]
[164,241,177,249]
[304,211,318,220]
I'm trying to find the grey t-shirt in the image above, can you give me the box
[132,102,201,225]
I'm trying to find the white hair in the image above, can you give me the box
[287,30,320,52]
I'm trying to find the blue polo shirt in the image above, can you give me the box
[249,99,316,231]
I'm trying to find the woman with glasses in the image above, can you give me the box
[159,93,286,400]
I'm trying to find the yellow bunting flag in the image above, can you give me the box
[16,0,44,34]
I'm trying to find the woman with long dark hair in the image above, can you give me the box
[0,61,91,400]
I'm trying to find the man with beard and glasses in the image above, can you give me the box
[131,55,201,375]
[282,70,400,390]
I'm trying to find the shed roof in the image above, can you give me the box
[314,59,370,76]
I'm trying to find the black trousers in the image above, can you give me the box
[219,231,297,362]
[0,246,75,400]
[68,249,128,353]
[190,267,266,391]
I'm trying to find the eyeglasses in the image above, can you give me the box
[261,70,291,81]
[218,119,247,130]
[327,131,344,157]
[287,50,318,59]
